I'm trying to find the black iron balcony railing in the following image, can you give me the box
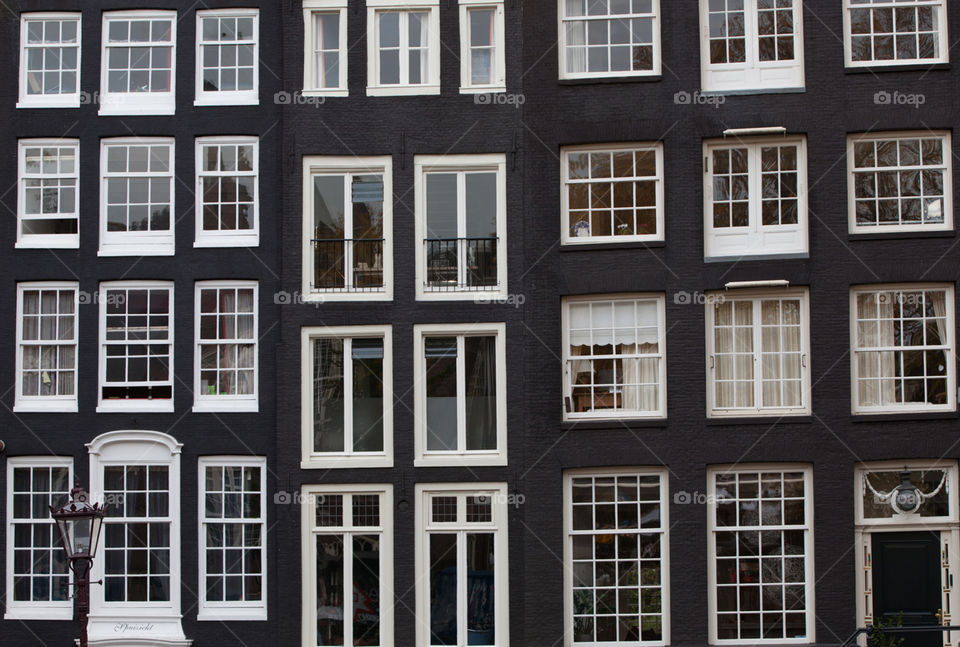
[425,237,498,291]
[312,238,385,292]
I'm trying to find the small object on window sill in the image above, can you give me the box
[573,220,590,237]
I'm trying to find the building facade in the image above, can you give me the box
[2,1,960,646]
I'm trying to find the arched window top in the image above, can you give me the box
[86,430,182,459]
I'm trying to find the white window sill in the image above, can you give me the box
[367,84,441,97]
[17,97,81,109]
[194,93,259,107]
[850,223,953,234]
[5,608,73,621]
[194,235,259,248]
[197,608,266,622]
[300,88,348,98]
[301,290,392,303]
[709,408,810,418]
[459,85,507,95]
[301,455,393,469]
[99,244,175,257]
[560,70,661,81]
[417,288,508,302]
[97,400,174,413]
[414,453,508,468]
[192,400,259,413]
[565,412,666,422]
[846,58,948,69]
[16,237,80,249]
[98,95,176,116]
[562,236,664,246]
[853,405,956,416]
[14,401,79,413]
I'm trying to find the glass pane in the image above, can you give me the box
[429,533,458,645]
[313,339,345,453]
[316,535,344,646]
[467,533,496,641]
[465,336,497,451]
[353,535,381,644]
[426,337,458,451]
[353,339,385,453]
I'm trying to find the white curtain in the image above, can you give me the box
[857,292,897,407]
[713,301,754,409]
[564,0,586,74]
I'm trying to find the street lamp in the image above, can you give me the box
[50,483,105,647]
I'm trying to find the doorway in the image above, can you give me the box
[872,532,942,647]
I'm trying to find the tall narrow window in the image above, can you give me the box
[851,285,955,414]
[18,13,81,108]
[302,326,393,469]
[416,484,509,647]
[302,485,394,647]
[100,138,175,256]
[17,139,79,248]
[5,458,73,620]
[843,0,947,67]
[303,0,348,95]
[195,282,258,412]
[303,156,393,302]
[199,457,267,620]
[367,0,440,96]
[559,0,660,79]
[416,154,508,300]
[563,295,667,420]
[706,288,811,417]
[98,282,174,412]
[704,137,808,259]
[708,466,815,643]
[16,282,78,412]
[100,11,176,115]
[459,0,506,92]
[564,469,670,645]
[414,323,507,466]
[196,137,259,247]
[196,10,259,105]
[700,0,804,92]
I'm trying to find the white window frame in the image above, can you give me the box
[193,281,259,413]
[301,325,394,469]
[560,143,665,245]
[562,468,671,646]
[5,456,74,620]
[705,287,812,418]
[97,281,175,413]
[87,430,188,646]
[303,0,349,96]
[15,281,79,413]
[302,155,394,302]
[557,0,661,80]
[300,484,395,647]
[195,136,260,247]
[459,0,506,93]
[414,483,510,647]
[195,9,259,106]
[562,294,668,420]
[99,10,177,116]
[17,138,80,249]
[197,456,267,621]
[703,136,809,260]
[366,0,441,96]
[100,137,176,257]
[707,464,816,645]
[413,322,508,467]
[842,0,948,68]
[415,154,508,301]
[699,0,805,93]
[18,12,82,109]
[847,131,953,234]
[849,283,956,415]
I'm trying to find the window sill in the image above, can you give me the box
[4,608,73,621]
[705,252,809,263]
[97,401,174,413]
[14,401,78,413]
[844,62,949,74]
[417,289,509,302]
[560,240,665,252]
[192,401,259,413]
[197,608,266,622]
[459,85,507,95]
[300,290,392,303]
[367,84,441,97]
[301,456,393,469]
[705,415,813,426]
[194,93,259,107]
[98,102,176,117]
[558,73,662,85]
[851,410,958,423]
[17,98,81,109]
[16,238,80,249]
[99,244,175,257]
[194,236,259,248]
[848,229,955,241]
[699,85,805,96]
[414,454,508,468]
[299,88,349,98]
[560,418,668,431]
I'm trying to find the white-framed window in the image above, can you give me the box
[856,460,958,525]
[98,281,174,413]
[704,136,808,259]
[17,139,79,249]
[707,465,815,644]
[415,154,508,301]
[301,325,393,469]
[843,0,948,67]
[850,284,956,414]
[5,457,73,620]
[15,282,79,413]
[303,0,349,96]
[415,483,509,647]
[88,431,187,645]
[563,294,667,420]
[847,132,952,233]
[100,138,175,256]
[561,143,664,245]
[100,11,176,116]
[414,323,507,467]
[699,0,804,92]
[301,484,395,647]
[195,137,259,247]
[559,0,661,79]
[195,9,259,106]
[563,468,670,646]
[198,457,267,621]
[18,13,81,108]
[194,281,258,413]
[302,156,393,302]
[459,0,506,92]
[366,0,441,96]
[706,288,811,417]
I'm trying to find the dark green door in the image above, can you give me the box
[872,532,942,647]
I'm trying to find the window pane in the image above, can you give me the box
[429,533,458,645]
[313,339,345,452]
[465,336,497,451]
[316,535,345,645]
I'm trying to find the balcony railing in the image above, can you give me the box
[425,237,498,291]
[312,238,384,292]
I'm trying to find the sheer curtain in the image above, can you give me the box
[713,301,754,409]
[858,292,896,407]
[563,0,586,74]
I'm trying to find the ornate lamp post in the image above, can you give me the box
[50,483,105,647]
